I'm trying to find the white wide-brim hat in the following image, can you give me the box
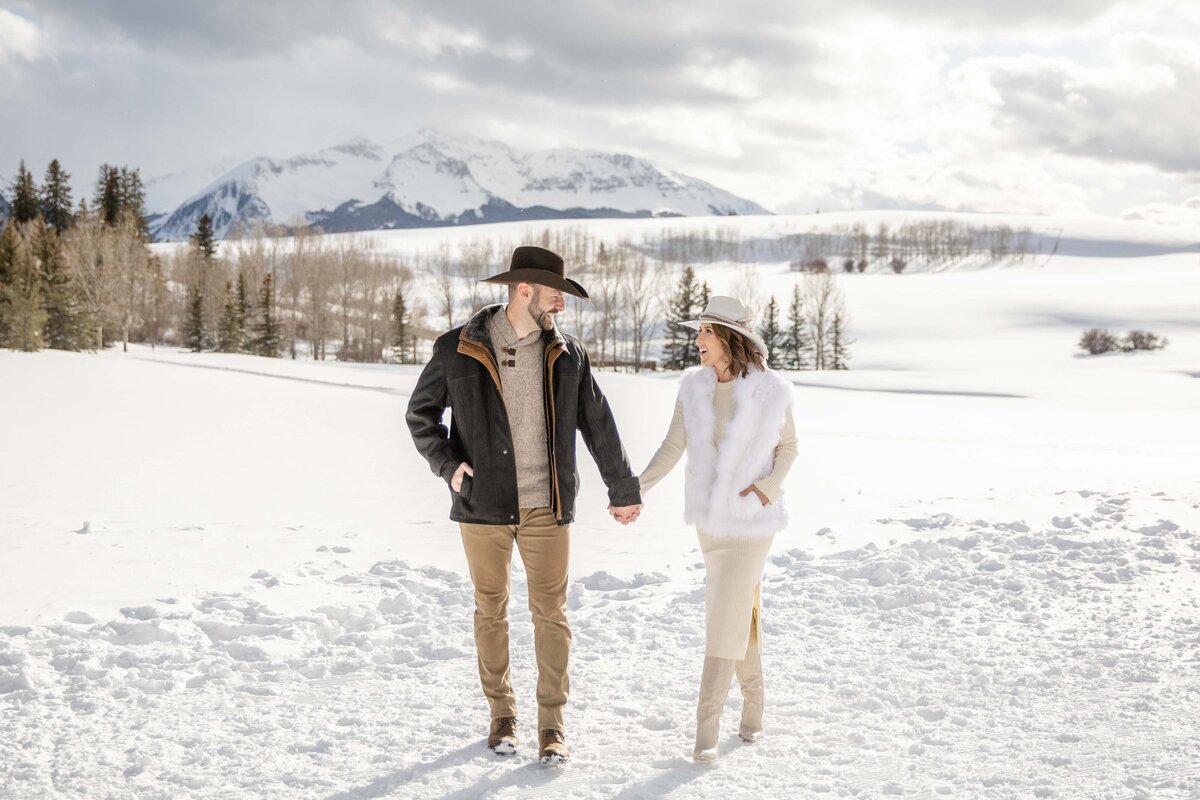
[680,295,769,359]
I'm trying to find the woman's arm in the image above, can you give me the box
[637,397,687,495]
[748,405,797,504]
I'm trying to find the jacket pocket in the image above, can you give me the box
[456,472,474,501]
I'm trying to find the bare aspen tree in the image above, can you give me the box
[335,236,369,359]
[458,238,495,313]
[276,228,313,359]
[302,236,333,359]
[565,261,593,342]
[432,242,455,328]
[590,246,625,367]
[735,262,762,311]
[621,248,660,371]
[110,215,150,352]
[63,212,119,348]
[805,271,841,370]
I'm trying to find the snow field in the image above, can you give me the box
[3,220,1199,797]
[1,488,1197,798]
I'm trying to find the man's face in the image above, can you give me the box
[528,285,565,331]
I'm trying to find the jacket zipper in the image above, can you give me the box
[545,341,565,521]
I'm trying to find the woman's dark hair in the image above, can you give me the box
[710,324,766,379]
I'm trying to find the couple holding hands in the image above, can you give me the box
[406,245,797,765]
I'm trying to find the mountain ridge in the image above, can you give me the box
[148,131,769,241]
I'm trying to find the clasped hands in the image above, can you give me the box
[608,504,641,525]
[610,485,768,526]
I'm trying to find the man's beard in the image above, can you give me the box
[528,288,557,331]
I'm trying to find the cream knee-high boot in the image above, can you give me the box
[735,642,764,742]
[693,656,736,762]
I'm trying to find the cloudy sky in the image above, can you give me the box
[1,1,1198,222]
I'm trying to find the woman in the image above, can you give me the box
[637,295,797,762]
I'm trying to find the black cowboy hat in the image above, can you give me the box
[480,245,590,300]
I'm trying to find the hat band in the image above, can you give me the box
[699,311,754,330]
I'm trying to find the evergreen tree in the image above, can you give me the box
[235,271,252,332]
[9,161,40,224]
[761,295,784,369]
[784,283,812,370]
[34,218,87,351]
[118,167,148,236]
[6,225,46,351]
[662,266,703,370]
[41,160,74,234]
[217,280,245,353]
[249,272,281,357]
[0,221,16,345]
[184,285,205,352]
[94,164,122,226]
[191,213,217,260]
[391,287,411,363]
[830,310,853,370]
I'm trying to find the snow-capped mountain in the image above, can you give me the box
[148,131,769,241]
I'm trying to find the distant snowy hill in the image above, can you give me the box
[148,131,769,241]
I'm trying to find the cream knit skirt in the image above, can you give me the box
[697,532,774,660]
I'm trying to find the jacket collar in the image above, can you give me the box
[460,303,566,352]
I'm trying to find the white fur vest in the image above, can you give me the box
[678,365,793,538]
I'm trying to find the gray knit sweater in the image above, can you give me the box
[488,307,551,509]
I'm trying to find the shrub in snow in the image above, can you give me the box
[1078,328,1121,355]
[791,258,830,273]
[889,257,907,274]
[1122,330,1168,352]
[842,258,856,273]
[1078,328,1168,355]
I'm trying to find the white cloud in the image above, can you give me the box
[0,8,42,62]
[1,1,1198,222]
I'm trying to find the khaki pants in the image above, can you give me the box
[460,507,570,732]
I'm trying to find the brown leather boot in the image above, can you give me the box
[488,716,519,755]
[538,728,570,765]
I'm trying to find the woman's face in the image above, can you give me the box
[696,324,730,371]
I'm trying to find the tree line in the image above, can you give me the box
[2,160,854,369]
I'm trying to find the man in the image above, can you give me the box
[406,245,642,765]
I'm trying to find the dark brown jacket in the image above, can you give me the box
[406,304,642,526]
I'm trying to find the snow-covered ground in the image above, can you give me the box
[3,225,1199,798]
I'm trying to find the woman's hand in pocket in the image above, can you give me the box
[739,484,769,506]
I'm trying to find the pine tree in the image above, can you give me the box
[9,161,40,224]
[391,288,411,363]
[191,213,217,260]
[760,295,785,369]
[118,167,148,236]
[6,225,46,351]
[784,283,812,370]
[662,266,702,370]
[217,280,244,353]
[34,218,87,351]
[0,221,17,345]
[235,271,252,334]
[249,272,280,357]
[94,164,122,226]
[184,285,205,352]
[41,160,73,234]
[830,309,853,370]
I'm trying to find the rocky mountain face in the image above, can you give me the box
[147,131,768,241]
